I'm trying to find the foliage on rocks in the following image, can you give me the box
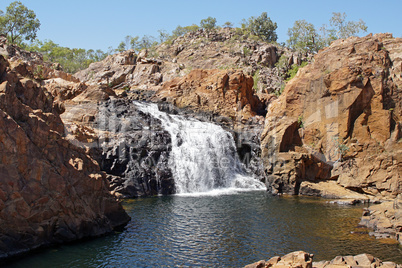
[200,16,217,31]
[287,12,368,53]
[241,12,278,42]
[23,40,108,73]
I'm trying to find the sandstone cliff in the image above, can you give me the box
[0,43,130,259]
[261,33,401,200]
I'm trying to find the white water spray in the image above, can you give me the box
[135,102,265,194]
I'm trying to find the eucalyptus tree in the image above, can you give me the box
[243,12,278,42]
[0,1,40,44]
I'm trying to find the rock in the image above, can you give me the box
[127,63,162,86]
[299,181,370,201]
[359,193,402,245]
[74,49,137,87]
[153,69,265,120]
[243,251,313,268]
[353,253,376,266]
[261,33,402,199]
[244,260,267,268]
[0,55,130,259]
[0,40,78,83]
[245,252,401,268]
[61,97,175,198]
[42,78,88,102]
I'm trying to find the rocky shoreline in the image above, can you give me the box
[245,251,401,268]
[359,194,402,244]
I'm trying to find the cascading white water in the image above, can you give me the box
[135,102,265,194]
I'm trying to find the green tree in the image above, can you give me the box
[116,41,126,52]
[138,35,157,50]
[157,29,170,43]
[0,10,4,34]
[170,24,199,39]
[320,12,367,47]
[330,12,367,39]
[117,35,133,52]
[25,39,108,73]
[244,12,278,42]
[287,20,318,53]
[287,13,368,52]
[223,21,233,28]
[200,16,217,31]
[0,1,40,44]
[129,36,140,51]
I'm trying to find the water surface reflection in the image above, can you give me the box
[5,192,402,267]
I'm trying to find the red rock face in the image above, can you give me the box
[0,55,130,259]
[154,69,264,121]
[261,34,402,199]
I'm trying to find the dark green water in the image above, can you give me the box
[4,191,402,267]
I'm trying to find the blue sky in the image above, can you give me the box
[1,0,400,51]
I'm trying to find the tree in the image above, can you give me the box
[287,12,368,53]
[244,12,278,42]
[329,12,367,39]
[200,16,217,31]
[0,1,40,44]
[138,35,157,50]
[25,39,108,73]
[223,21,233,28]
[157,29,170,43]
[171,24,199,39]
[320,12,368,47]
[117,35,134,52]
[0,10,4,34]
[287,20,318,53]
[129,36,140,51]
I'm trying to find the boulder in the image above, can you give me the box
[244,251,314,268]
[74,49,137,87]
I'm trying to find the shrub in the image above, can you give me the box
[286,61,308,81]
[253,70,260,91]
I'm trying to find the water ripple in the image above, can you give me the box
[5,192,402,267]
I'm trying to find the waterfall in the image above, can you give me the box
[135,102,265,195]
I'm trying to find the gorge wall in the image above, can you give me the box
[261,33,401,200]
[0,39,130,259]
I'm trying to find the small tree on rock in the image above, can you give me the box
[0,1,40,44]
[245,12,278,42]
[320,12,368,47]
[287,20,318,53]
[223,21,233,28]
[200,17,217,31]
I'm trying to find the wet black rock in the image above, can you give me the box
[88,99,175,198]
